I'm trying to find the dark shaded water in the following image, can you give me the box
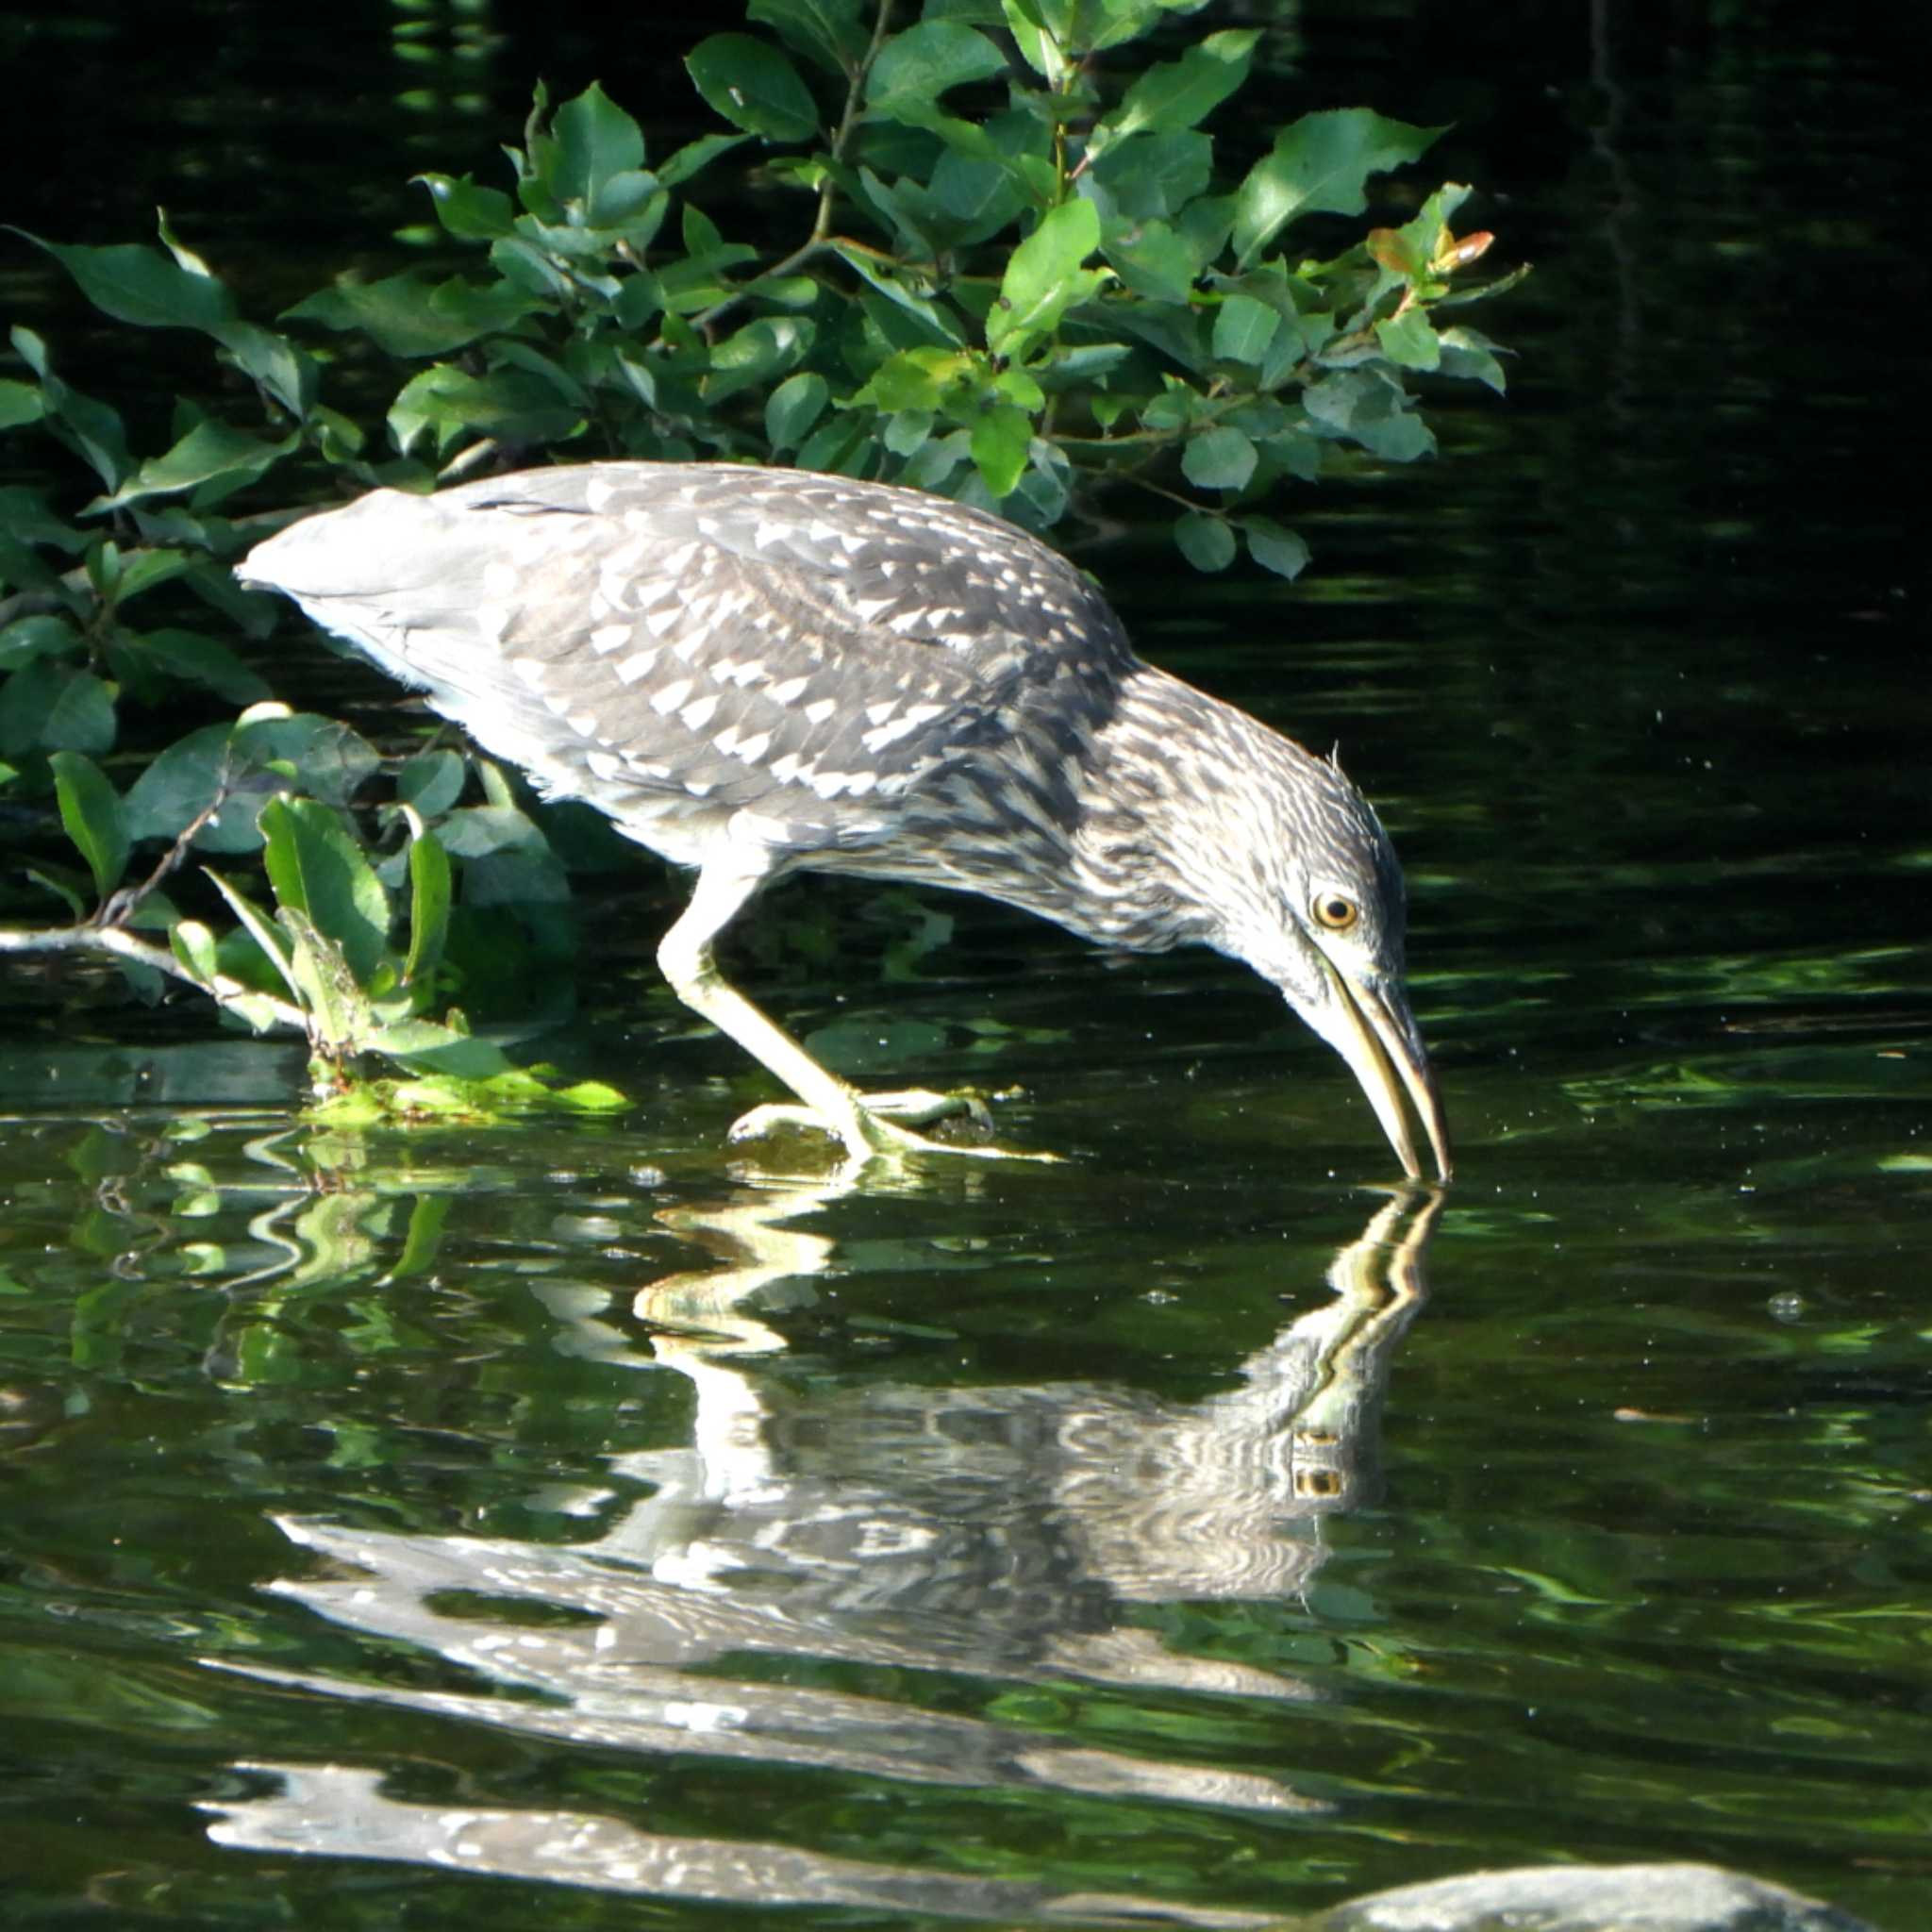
[3,3,1927,1929]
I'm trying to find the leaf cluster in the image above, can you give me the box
[0,0,1519,1107]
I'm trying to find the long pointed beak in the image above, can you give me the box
[1312,959,1453,1183]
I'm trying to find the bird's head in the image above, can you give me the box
[1200,730,1453,1184]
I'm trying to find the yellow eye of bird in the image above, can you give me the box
[1314,891,1359,932]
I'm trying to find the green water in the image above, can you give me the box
[3,3,1926,1928]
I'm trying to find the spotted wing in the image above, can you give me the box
[242,462,1135,862]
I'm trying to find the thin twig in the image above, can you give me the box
[94,783,231,931]
[0,921,308,1032]
[691,0,895,337]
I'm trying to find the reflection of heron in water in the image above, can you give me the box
[207,1190,1437,1912]
[619,1183,1438,1626]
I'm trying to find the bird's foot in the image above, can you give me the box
[727,1089,1058,1165]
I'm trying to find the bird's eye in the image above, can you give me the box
[1313,891,1359,932]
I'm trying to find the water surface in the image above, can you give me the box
[2,4,1926,1928]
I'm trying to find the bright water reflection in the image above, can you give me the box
[194,1182,1434,1924]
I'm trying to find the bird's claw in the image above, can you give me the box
[727,1090,1058,1165]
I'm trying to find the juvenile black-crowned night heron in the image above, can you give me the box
[241,462,1451,1178]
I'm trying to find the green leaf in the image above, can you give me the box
[865,21,1004,112]
[10,333,133,491]
[896,427,969,491]
[117,627,272,706]
[705,315,816,404]
[275,905,372,1056]
[1212,292,1282,365]
[1091,130,1212,222]
[1438,324,1507,393]
[988,198,1106,355]
[259,795,391,986]
[1092,29,1257,152]
[439,805,571,905]
[1181,425,1257,491]
[0,378,43,429]
[91,420,299,511]
[0,614,84,672]
[25,865,89,922]
[15,233,236,333]
[113,546,195,604]
[1103,217,1200,305]
[1374,308,1441,371]
[0,484,86,557]
[1232,108,1441,268]
[215,320,316,423]
[969,405,1032,497]
[1303,369,1437,462]
[930,141,1031,242]
[882,408,934,458]
[0,662,115,757]
[656,131,753,188]
[203,869,302,1008]
[235,712,380,809]
[122,724,242,847]
[49,751,130,900]
[287,274,540,358]
[748,0,869,77]
[1174,511,1236,572]
[1241,516,1310,579]
[416,172,517,240]
[1000,0,1068,84]
[388,365,585,458]
[403,816,452,994]
[397,749,467,820]
[834,245,970,346]
[170,919,221,987]
[765,370,830,450]
[359,1018,516,1080]
[550,81,647,215]
[687,34,821,142]
[854,346,968,413]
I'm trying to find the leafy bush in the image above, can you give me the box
[0,0,1517,1111]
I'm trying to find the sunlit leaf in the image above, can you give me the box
[970,405,1032,497]
[1233,108,1442,268]
[403,814,451,994]
[988,198,1106,354]
[14,233,236,333]
[550,81,647,215]
[259,794,391,986]
[90,420,298,511]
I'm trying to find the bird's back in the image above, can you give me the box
[241,463,1138,873]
